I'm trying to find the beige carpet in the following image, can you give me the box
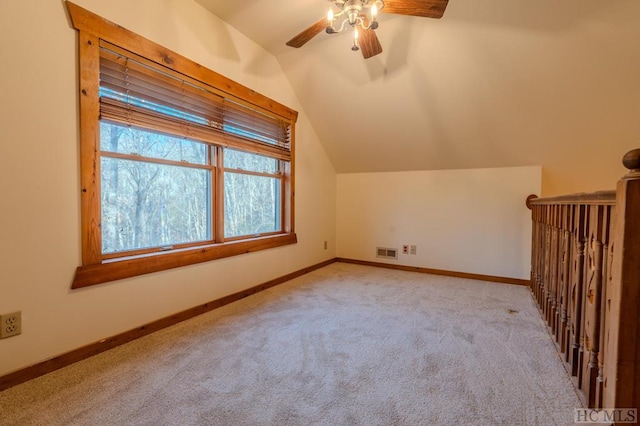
[0,262,582,425]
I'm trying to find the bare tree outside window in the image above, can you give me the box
[100,123,211,253]
[224,149,281,238]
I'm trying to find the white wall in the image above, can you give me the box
[337,166,541,280]
[0,0,336,376]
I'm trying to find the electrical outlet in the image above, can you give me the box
[0,311,22,339]
[324,240,328,250]
[402,245,409,254]
[410,245,417,255]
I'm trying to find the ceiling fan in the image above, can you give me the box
[286,0,449,59]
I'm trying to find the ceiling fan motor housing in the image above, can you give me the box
[343,0,364,25]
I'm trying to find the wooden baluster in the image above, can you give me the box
[529,202,536,296]
[549,205,559,332]
[554,205,563,337]
[583,204,606,406]
[539,205,547,310]
[546,205,554,324]
[570,204,587,378]
[594,204,613,409]
[565,205,575,362]
[603,149,640,412]
[538,205,546,308]
[558,204,572,349]
[537,205,544,306]
[567,205,576,363]
[544,205,553,320]
[578,205,591,387]
[532,203,542,304]
[564,205,575,361]
[552,205,559,328]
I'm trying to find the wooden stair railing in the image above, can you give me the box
[528,149,640,415]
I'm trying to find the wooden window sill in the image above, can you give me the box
[72,233,297,289]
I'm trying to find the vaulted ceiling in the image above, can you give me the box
[195,0,640,192]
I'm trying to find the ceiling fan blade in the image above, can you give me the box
[286,17,327,48]
[359,27,383,59]
[382,0,449,18]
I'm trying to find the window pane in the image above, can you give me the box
[224,172,281,238]
[101,157,211,254]
[225,149,278,174]
[100,121,208,165]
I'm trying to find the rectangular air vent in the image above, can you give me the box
[376,247,398,260]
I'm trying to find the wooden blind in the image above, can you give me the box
[99,43,291,161]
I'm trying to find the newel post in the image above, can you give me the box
[603,149,640,412]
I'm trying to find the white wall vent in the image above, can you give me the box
[376,247,398,260]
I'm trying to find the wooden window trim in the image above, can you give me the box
[67,2,297,288]
[73,234,298,288]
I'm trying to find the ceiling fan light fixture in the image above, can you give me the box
[323,0,383,53]
[285,0,449,59]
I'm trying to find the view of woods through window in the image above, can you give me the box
[223,149,281,239]
[100,122,281,254]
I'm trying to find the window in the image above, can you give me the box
[223,150,283,239]
[68,3,297,288]
[100,123,213,255]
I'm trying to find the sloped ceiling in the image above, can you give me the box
[195,0,640,193]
